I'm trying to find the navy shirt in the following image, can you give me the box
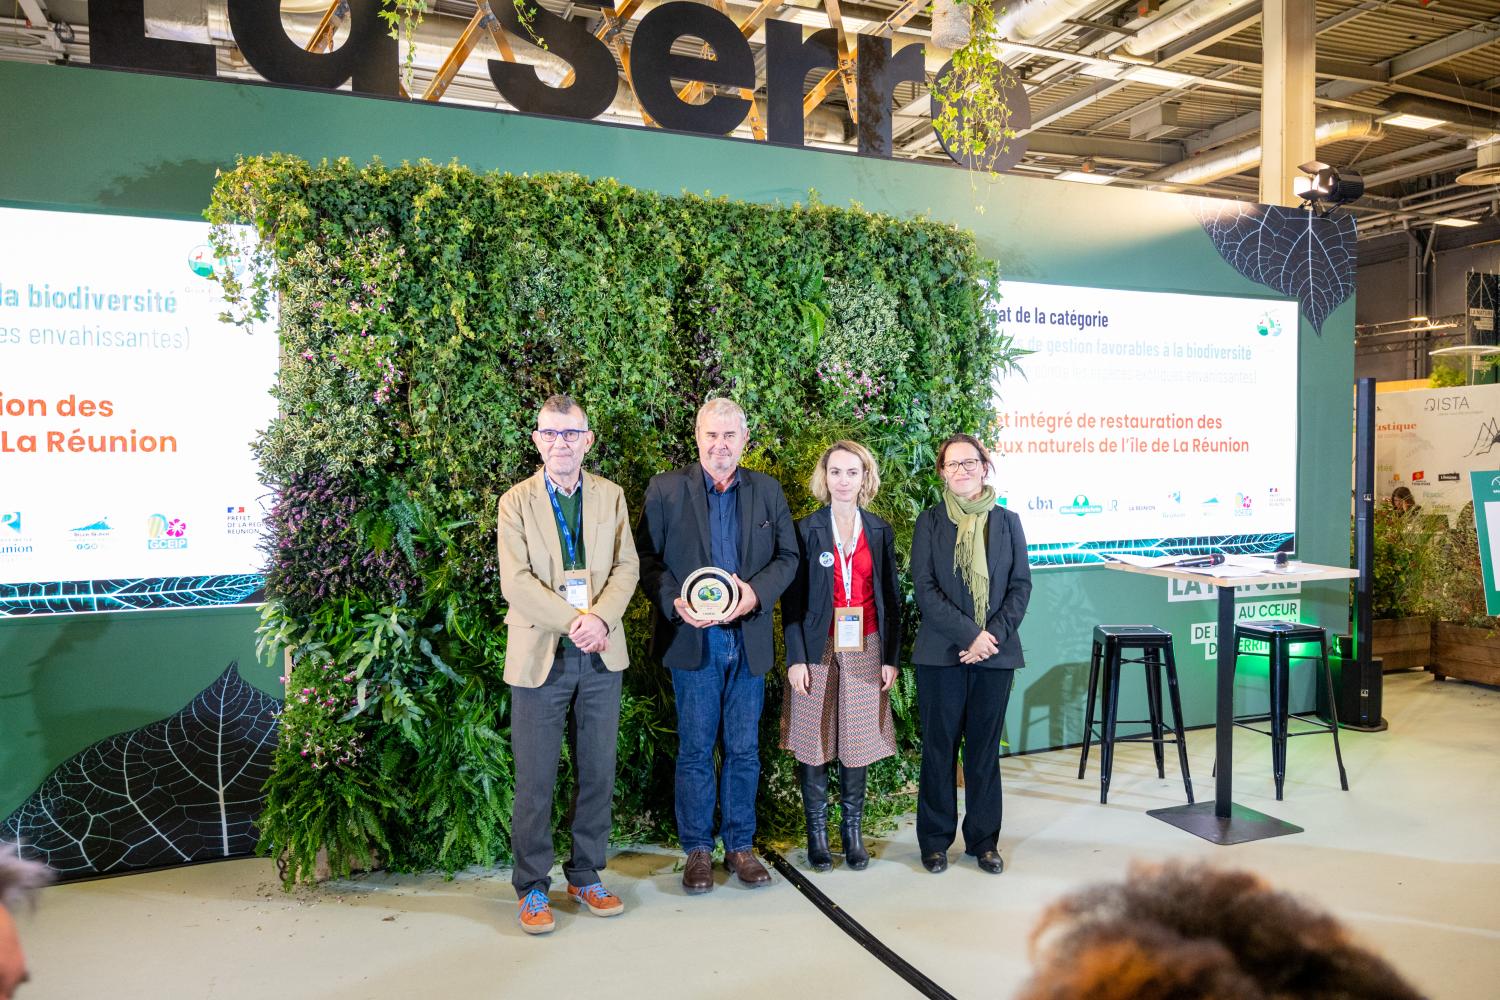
[702,467,740,577]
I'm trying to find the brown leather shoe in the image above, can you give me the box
[724,850,772,887]
[682,850,714,895]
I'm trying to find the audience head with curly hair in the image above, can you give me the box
[0,851,50,1000]
[1016,861,1426,1000]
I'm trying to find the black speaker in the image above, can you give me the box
[1329,377,1388,731]
[1321,635,1387,731]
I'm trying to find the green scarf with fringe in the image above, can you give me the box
[944,486,995,624]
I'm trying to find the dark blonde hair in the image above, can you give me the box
[809,440,880,506]
[936,433,992,475]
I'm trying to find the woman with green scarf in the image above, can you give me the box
[910,433,1032,875]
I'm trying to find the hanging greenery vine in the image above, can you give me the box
[929,0,1024,178]
[376,0,429,88]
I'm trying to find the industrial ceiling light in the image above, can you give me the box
[1056,170,1115,184]
[1434,218,1480,228]
[1294,160,1364,214]
[1380,112,1447,130]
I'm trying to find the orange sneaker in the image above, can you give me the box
[517,889,554,935]
[567,882,625,917]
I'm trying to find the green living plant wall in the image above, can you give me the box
[208,155,1024,885]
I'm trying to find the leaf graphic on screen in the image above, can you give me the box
[1195,199,1356,334]
[1,664,281,879]
[0,575,264,617]
[1030,533,1294,566]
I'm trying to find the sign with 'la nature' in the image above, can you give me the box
[88,0,1030,165]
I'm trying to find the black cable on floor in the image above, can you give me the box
[756,842,958,1000]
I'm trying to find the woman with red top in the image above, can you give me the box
[781,440,902,872]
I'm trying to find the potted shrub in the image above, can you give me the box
[1425,502,1500,685]
[1369,502,1434,671]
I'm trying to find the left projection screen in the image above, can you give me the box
[0,207,277,616]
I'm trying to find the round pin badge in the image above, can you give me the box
[819,551,835,568]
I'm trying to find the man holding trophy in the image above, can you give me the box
[637,398,799,894]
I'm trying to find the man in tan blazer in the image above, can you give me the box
[497,395,639,936]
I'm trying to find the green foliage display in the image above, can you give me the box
[1429,360,1467,388]
[209,156,1024,884]
[1364,501,1496,630]
[1370,503,1433,619]
[1422,502,1495,628]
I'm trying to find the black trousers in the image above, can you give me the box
[509,646,622,896]
[916,663,1016,857]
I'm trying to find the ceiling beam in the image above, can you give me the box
[1312,0,1398,35]
[1202,41,1387,87]
[1196,41,1500,115]
[1363,148,1478,189]
[1061,1,1380,160]
[1185,109,1259,156]
[1024,131,1182,165]
[1081,64,1239,134]
[1392,74,1500,114]
[1388,15,1500,80]
[1028,79,1131,131]
[1355,138,1464,172]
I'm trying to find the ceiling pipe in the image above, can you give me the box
[1122,0,1258,57]
[996,0,1114,41]
[1146,112,1383,186]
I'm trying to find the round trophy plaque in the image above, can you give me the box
[680,567,741,622]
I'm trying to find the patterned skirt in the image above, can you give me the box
[780,638,898,768]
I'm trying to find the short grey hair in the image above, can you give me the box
[696,397,747,433]
[0,851,51,911]
[538,394,588,429]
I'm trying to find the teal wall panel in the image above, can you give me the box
[0,61,1354,814]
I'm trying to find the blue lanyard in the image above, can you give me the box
[544,475,582,566]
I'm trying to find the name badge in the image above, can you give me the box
[564,570,592,612]
[834,606,865,652]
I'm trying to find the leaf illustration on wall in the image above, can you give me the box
[1195,200,1356,334]
[2,664,281,879]
[0,575,265,617]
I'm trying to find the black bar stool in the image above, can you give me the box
[1078,625,1194,805]
[1231,620,1349,800]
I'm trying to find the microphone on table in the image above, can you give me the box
[1174,553,1225,568]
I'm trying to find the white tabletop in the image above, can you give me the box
[1103,560,1360,588]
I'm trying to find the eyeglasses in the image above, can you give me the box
[943,458,983,473]
[536,428,587,443]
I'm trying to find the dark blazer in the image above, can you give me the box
[782,507,902,668]
[636,463,800,676]
[910,503,1032,669]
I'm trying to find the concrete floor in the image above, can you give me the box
[14,670,1500,999]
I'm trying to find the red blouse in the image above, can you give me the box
[829,529,880,636]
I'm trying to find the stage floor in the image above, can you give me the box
[14,671,1500,999]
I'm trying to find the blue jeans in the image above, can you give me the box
[671,627,765,854]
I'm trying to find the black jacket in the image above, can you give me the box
[782,507,902,668]
[910,503,1031,669]
[636,463,799,675]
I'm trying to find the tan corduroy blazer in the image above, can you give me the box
[497,469,641,688]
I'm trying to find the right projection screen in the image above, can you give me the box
[991,280,1299,567]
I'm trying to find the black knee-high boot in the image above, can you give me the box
[839,764,869,870]
[800,763,833,872]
